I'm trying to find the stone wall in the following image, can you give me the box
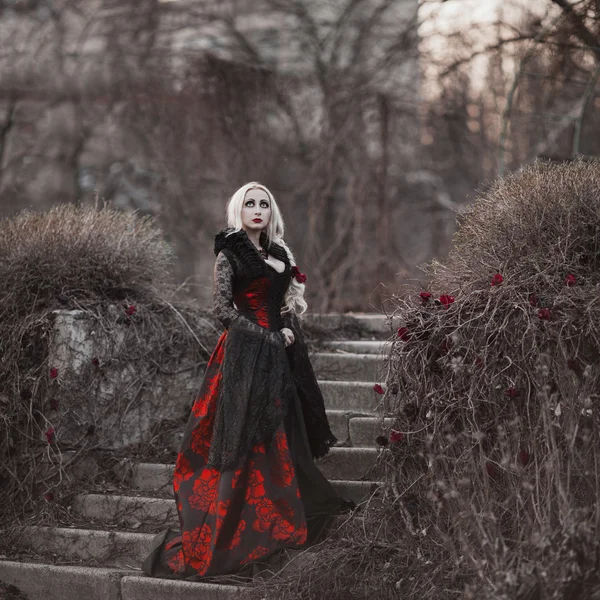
[46,308,209,449]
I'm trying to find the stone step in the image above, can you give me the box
[129,462,380,499]
[128,466,379,504]
[72,493,178,528]
[304,313,394,334]
[0,561,129,600]
[316,447,381,480]
[322,340,391,355]
[169,409,387,452]
[166,409,387,452]
[121,575,244,599]
[327,409,393,446]
[312,352,383,382]
[12,527,156,568]
[349,416,395,446]
[0,560,244,600]
[320,380,386,411]
[165,409,386,454]
[72,481,381,528]
[130,448,380,494]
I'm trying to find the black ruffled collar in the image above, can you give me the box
[214,228,290,278]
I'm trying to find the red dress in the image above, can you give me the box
[141,228,350,580]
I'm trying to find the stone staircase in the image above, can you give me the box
[1,313,392,600]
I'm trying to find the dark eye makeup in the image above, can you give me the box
[245,199,270,208]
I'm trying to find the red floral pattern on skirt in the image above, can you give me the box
[173,453,194,493]
[162,330,307,577]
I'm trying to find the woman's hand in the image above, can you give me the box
[281,327,295,348]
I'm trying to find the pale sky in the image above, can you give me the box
[420,0,549,93]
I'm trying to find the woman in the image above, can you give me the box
[141,182,353,580]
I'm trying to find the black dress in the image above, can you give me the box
[141,228,353,580]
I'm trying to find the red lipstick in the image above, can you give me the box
[252,218,262,223]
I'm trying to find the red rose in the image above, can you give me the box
[91,357,100,367]
[504,387,519,398]
[518,451,530,466]
[125,305,136,316]
[49,367,59,379]
[528,294,538,307]
[538,308,551,321]
[491,273,503,286]
[45,427,55,444]
[291,266,307,284]
[439,294,455,308]
[564,274,577,287]
[44,492,54,501]
[419,291,432,302]
[49,398,59,411]
[389,430,403,443]
[373,384,385,395]
[397,327,410,341]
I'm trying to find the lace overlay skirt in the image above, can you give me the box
[141,330,349,580]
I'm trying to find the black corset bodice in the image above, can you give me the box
[232,263,291,332]
[213,228,293,333]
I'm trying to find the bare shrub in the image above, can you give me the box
[0,203,174,314]
[244,159,600,599]
[0,204,218,542]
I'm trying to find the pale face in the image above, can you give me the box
[241,188,271,233]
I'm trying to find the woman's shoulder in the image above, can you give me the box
[213,228,238,256]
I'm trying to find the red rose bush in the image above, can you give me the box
[247,159,600,600]
[372,159,600,599]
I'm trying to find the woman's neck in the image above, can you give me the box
[242,226,262,249]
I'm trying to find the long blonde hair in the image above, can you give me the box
[226,182,307,316]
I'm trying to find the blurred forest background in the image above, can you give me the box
[0,0,598,312]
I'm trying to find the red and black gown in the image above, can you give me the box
[141,228,352,580]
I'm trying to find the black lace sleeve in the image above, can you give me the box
[213,251,240,329]
[281,308,294,332]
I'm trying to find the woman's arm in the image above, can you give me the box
[213,251,240,329]
[280,309,296,347]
